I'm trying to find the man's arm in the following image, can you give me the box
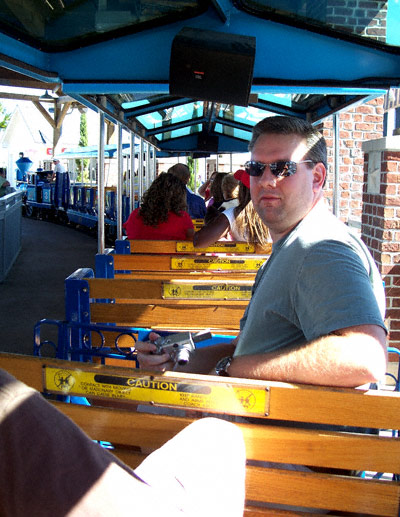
[136,333,238,373]
[227,324,387,387]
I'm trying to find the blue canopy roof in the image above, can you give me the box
[1,1,400,155]
[58,144,131,159]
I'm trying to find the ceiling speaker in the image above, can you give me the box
[170,27,256,107]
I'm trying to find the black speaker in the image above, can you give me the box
[197,132,219,152]
[169,27,256,107]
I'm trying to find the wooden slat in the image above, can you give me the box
[267,382,400,429]
[127,239,272,255]
[242,424,400,473]
[114,271,256,281]
[91,303,244,329]
[244,508,331,517]
[246,466,400,517]
[113,254,266,272]
[88,277,254,300]
[53,401,191,448]
[114,254,172,271]
[2,354,400,430]
[89,278,164,298]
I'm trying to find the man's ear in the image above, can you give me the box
[312,163,326,191]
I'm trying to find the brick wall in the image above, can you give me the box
[361,138,400,352]
[322,97,385,224]
[327,1,387,41]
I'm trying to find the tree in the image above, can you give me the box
[75,112,89,182]
[0,102,11,129]
[186,155,200,191]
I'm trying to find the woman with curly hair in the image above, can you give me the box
[123,172,194,240]
[193,169,269,247]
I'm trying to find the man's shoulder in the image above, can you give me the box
[186,191,206,215]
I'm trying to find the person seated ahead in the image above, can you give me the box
[123,172,194,240]
[167,163,206,219]
[204,172,228,224]
[219,173,239,211]
[193,169,269,248]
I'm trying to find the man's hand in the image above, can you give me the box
[135,332,174,372]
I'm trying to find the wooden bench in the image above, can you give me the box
[1,352,399,517]
[114,238,272,255]
[96,239,271,279]
[65,268,248,332]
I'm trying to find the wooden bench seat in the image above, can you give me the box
[1,352,399,517]
[115,238,272,255]
[66,268,248,332]
[96,252,268,278]
[96,239,271,279]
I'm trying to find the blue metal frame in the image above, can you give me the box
[95,252,115,279]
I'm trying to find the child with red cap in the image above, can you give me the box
[193,169,269,247]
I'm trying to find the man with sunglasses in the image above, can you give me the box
[137,116,387,389]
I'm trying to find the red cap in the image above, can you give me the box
[234,169,250,189]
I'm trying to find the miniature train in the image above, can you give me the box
[17,169,132,241]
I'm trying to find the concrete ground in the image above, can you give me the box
[0,217,97,356]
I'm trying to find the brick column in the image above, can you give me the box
[362,136,400,352]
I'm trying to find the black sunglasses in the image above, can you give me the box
[244,160,314,178]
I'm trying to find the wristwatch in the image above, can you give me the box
[215,356,233,376]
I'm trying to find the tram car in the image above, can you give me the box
[20,165,132,241]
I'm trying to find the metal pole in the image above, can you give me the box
[194,157,197,193]
[152,145,157,181]
[138,137,144,201]
[332,114,340,217]
[98,112,105,254]
[117,123,123,239]
[130,133,136,211]
[143,141,149,190]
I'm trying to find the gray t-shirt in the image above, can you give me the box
[234,201,386,357]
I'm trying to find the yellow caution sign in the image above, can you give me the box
[162,282,252,300]
[171,256,267,271]
[44,366,269,417]
[176,241,256,253]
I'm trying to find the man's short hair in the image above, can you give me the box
[168,163,190,184]
[248,116,327,168]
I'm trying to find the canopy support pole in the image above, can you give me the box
[117,123,123,240]
[130,133,136,211]
[97,111,105,254]
[332,114,340,217]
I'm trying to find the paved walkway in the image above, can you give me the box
[0,217,97,355]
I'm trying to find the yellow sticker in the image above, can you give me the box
[171,257,267,271]
[162,282,252,300]
[44,367,269,417]
[176,241,255,253]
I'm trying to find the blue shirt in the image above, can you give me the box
[186,189,206,219]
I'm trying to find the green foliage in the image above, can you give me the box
[186,156,201,191]
[0,102,11,129]
[75,112,89,182]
